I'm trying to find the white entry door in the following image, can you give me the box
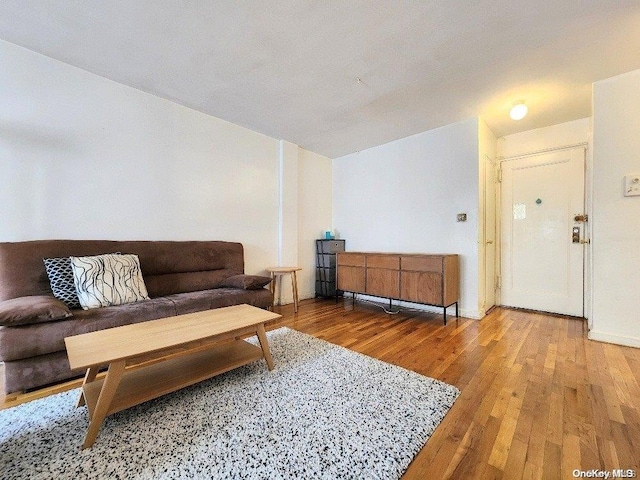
[501,147,586,317]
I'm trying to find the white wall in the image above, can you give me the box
[279,140,299,268]
[0,40,332,292]
[497,118,590,158]
[270,143,333,305]
[298,149,333,300]
[333,118,482,318]
[590,69,640,348]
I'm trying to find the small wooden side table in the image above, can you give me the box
[266,267,302,313]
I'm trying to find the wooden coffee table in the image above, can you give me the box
[65,304,281,449]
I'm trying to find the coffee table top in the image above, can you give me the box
[65,304,280,370]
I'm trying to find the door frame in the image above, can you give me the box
[481,153,499,313]
[497,142,590,319]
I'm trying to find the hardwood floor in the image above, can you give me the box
[2,298,639,479]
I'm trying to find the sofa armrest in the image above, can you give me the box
[0,296,72,327]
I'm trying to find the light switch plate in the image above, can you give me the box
[624,173,640,197]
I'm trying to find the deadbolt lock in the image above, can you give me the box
[574,214,588,222]
[572,227,581,243]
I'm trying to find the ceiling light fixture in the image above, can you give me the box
[509,102,528,121]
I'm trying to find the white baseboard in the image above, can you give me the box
[299,290,315,302]
[459,309,483,320]
[274,290,315,306]
[588,330,640,349]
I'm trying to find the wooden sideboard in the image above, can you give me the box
[336,252,459,324]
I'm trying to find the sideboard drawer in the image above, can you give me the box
[366,254,400,269]
[401,255,443,273]
[337,253,365,267]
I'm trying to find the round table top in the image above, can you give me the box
[266,267,302,273]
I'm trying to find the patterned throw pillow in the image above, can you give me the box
[70,254,150,310]
[43,257,82,309]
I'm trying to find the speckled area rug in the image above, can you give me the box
[1,327,459,480]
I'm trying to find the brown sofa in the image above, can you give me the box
[0,240,273,395]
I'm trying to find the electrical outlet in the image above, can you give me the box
[624,173,640,197]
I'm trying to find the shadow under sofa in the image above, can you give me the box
[0,240,273,395]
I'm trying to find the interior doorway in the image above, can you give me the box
[500,147,586,317]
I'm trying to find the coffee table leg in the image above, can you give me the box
[82,359,126,449]
[256,324,274,371]
[76,366,99,408]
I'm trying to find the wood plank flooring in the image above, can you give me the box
[2,298,639,479]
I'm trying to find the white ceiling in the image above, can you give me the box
[1,1,639,158]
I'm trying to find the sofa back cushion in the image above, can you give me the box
[0,240,244,302]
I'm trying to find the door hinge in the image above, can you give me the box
[497,168,502,183]
[495,275,501,291]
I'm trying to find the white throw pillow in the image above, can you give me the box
[70,253,150,310]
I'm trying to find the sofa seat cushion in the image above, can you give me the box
[165,287,273,315]
[3,351,74,393]
[0,297,176,362]
[0,288,273,363]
